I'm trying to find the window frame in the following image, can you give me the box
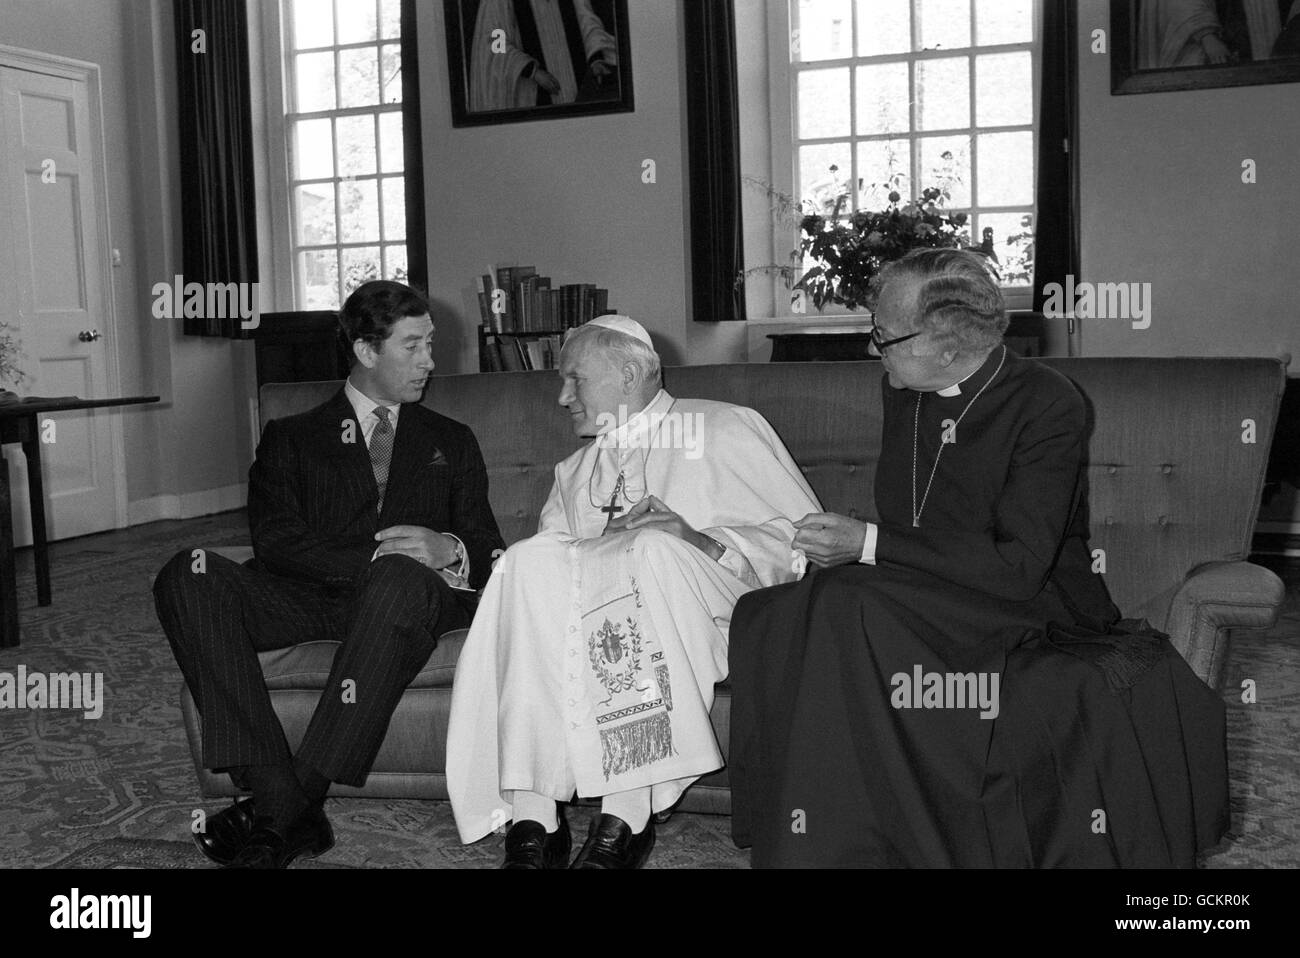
[256,0,426,313]
[768,0,1039,318]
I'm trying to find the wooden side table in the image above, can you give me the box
[0,395,159,647]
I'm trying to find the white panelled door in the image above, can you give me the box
[0,63,120,544]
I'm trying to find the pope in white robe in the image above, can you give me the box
[446,317,820,866]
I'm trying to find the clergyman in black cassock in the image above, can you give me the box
[728,251,1228,868]
[154,281,504,867]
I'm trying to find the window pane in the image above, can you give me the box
[856,62,909,134]
[380,43,402,104]
[342,246,383,295]
[976,131,1033,206]
[339,46,380,108]
[797,68,851,138]
[291,0,333,49]
[337,115,377,175]
[381,177,406,240]
[917,0,970,50]
[919,135,970,207]
[287,0,406,313]
[798,143,853,215]
[383,245,408,282]
[380,0,401,39]
[857,0,911,56]
[974,211,1033,285]
[299,250,340,309]
[916,57,969,131]
[292,118,334,180]
[294,52,336,112]
[975,0,1032,45]
[796,0,853,62]
[379,112,404,172]
[339,179,380,242]
[336,0,378,43]
[294,183,337,245]
[857,139,911,209]
[976,52,1032,126]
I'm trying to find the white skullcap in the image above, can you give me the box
[583,314,654,349]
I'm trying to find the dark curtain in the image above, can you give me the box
[400,0,427,295]
[1031,0,1079,314]
[684,0,745,323]
[175,0,259,338]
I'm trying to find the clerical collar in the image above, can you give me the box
[345,378,401,424]
[935,349,999,396]
[595,388,673,451]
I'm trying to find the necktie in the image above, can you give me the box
[370,406,394,513]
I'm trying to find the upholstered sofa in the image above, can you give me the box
[183,357,1288,814]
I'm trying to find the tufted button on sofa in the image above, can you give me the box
[182,357,1288,812]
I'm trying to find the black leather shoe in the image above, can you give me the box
[225,805,334,869]
[569,814,655,869]
[502,808,571,869]
[193,798,258,866]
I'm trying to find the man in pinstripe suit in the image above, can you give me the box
[154,281,504,868]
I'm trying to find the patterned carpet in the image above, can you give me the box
[0,511,1296,869]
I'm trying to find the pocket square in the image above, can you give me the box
[428,449,449,466]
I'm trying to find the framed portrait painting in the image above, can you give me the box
[443,0,634,126]
[1112,0,1300,93]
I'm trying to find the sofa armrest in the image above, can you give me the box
[1163,560,1285,690]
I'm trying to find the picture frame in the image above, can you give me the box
[443,0,634,126]
[1111,0,1300,94]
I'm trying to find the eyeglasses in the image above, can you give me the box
[867,324,923,358]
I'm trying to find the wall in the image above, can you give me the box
[1076,0,1300,368]
[0,0,255,527]
[418,0,744,372]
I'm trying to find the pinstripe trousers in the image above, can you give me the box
[153,550,469,786]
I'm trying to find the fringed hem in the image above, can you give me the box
[601,712,675,779]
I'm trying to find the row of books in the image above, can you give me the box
[481,332,564,372]
[475,265,611,333]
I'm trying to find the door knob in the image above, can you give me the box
[78,330,101,342]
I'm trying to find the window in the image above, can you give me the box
[787,0,1037,294]
[281,0,408,309]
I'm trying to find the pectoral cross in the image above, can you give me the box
[601,473,626,520]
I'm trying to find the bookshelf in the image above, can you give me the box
[475,264,616,372]
[479,328,568,372]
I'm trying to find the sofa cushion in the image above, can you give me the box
[257,627,735,695]
[258,628,470,690]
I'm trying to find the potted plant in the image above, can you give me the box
[795,177,969,311]
[742,162,1031,360]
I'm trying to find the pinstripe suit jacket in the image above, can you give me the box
[246,388,504,592]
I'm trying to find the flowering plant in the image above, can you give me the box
[796,180,969,311]
[0,321,27,394]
